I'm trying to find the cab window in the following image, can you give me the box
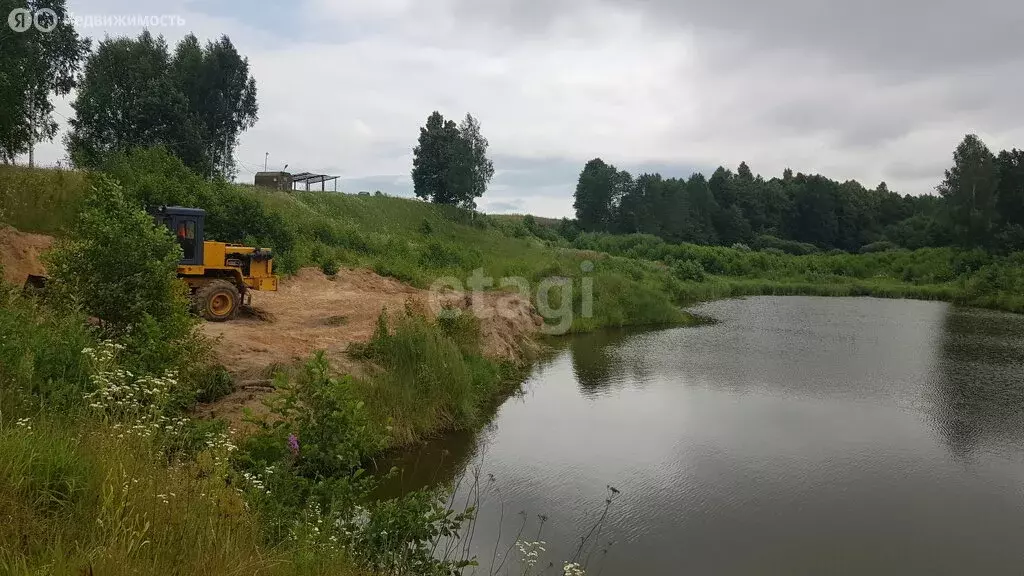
[178,220,197,261]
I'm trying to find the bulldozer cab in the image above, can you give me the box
[154,206,205,266]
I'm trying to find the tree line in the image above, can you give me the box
[0,0,258,179]
[573,135,1024,253]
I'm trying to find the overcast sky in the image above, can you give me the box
[26,0,1024,217]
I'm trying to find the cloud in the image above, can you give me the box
[458,0,1024,74]
[24,0,1024,219]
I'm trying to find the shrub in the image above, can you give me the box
[417,239,462,268]
[104,147,297,256]
[235,353,476,574]
[204,183,296,253]
[44,175,193,336]
[671,259,706,282]
[194,364,234,404]
[43,174,208,381]
[248,353,385,481]
[952,249,991,276]
[373,258,420,286]
[556,218,582,241]
[417,239,482,270]
[320,260,339,276]
[101,146,205,208]
[313,224,371,254]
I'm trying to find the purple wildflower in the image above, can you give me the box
[287,433,300,456]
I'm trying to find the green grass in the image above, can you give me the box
[347,307,525,445]
[0,418,368,576]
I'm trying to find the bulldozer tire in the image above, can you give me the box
[196,280,240,322]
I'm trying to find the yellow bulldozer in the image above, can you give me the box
[25,205,278,322]
[154,205,278,321]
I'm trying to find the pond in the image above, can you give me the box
[388,296,1024,575]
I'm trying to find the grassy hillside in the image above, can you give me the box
[0,165,86,235]
[0,155,691,333]
[3,154,1021,324]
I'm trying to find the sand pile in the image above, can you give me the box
[0,226,54,286]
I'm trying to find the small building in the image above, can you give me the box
[254,171,292,190]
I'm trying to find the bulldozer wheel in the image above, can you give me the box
[196,280,240,322]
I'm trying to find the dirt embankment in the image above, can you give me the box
[0,226,53,286]
[202,267,543,380]
[198,267,544,424]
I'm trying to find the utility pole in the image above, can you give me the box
[27,93,34,168]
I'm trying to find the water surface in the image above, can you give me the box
[391,296,1024,575]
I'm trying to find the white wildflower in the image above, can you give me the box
[563,562,586,576]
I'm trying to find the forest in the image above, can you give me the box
[571,135,1024,254]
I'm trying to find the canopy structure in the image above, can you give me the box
[290,172,340,191]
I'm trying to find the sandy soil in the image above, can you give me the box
[0,226,53,286]
[196,266,543,425]
[201,267,542,379]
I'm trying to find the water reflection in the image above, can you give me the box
[567,327,659,395]
[929,308,1024,458]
